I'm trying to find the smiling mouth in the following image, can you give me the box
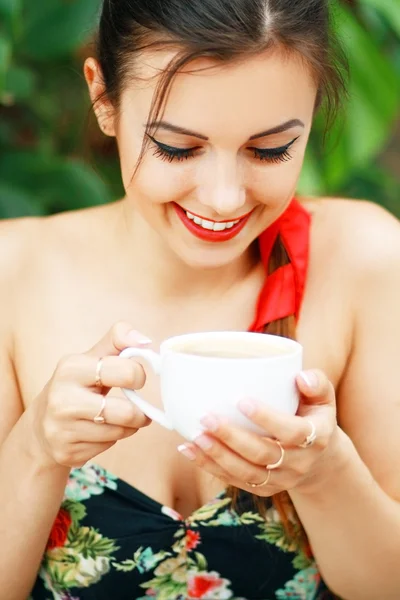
[172,203,254,243]
[178,206,253,232]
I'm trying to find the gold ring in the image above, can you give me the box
[246,470,271,489]
[94,396,107,424]
[266,440,285,470]
[299,419,317,448]
[95,357,104,388]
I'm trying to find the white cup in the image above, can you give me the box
[120,331,302,441]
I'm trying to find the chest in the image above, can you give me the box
[13,250,351,514]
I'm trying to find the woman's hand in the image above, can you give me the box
[28,322,152,470]
[178,369,344,496]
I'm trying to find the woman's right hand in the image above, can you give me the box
[28,322,152,469]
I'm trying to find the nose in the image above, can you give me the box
[197,154,246,217]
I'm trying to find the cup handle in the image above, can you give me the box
[119,347,174,430]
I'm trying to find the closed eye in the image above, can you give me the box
[147,135,201,162]
[148,134,299,164]
[248,137,299,164]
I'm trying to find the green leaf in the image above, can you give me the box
[112,559,137,573]
[21,0,102,61]
[0,0,21,35]
[4,64,35,101]
[319,3,400,190]
[0,183,43,218]
[292,551,314,571]
[298,145,325,196]
[62,500,87,523]
[338,4,399,155]
[359,0,400,39]
[45,160,112,212]
[0,152,112,212]
[255,521,299,553]
[0,32,11,95]
[193,552,208,571]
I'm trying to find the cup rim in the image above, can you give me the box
[160,331,302,360]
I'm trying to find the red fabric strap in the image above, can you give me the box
[250,199,311,332]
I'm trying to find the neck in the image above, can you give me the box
[115,201,259,303]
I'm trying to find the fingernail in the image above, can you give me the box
[238,398,256,416]
[299,370,319,390]
[177,444,196,461]
[200,415,219,432]
[194,435,213,450]
[127,330,152,346]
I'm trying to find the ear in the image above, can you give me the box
[84,57,116,137]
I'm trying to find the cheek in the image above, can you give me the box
[248,149,307,208]
[126,155,195,207]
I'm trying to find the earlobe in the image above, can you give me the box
[84,57,116,137]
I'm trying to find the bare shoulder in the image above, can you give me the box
[305,197,400,275]
[1,202,115,269]
[0,218,43,424]
[0,203,116,318]
[0,216,41,290]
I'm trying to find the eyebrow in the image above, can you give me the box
[146,118,304,142]
[248,119,304,140]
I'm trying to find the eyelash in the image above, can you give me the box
[147,135,299,164]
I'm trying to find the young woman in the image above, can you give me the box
[1,1,399,599]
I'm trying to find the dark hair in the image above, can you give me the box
[97,0,347,133]
[95,0,346,561]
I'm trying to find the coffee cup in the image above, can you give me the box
[120,331,302,441]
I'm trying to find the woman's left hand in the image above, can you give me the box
[178,369,342,496]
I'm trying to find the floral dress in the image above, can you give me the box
[30,464,334,600]
[29,200,333,599]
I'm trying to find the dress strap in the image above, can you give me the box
[250,199,311,332]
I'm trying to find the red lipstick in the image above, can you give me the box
[173,203,252,243]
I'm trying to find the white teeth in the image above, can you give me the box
[201,219,215,230]
[185,210,240,232]
[213,222,227,231]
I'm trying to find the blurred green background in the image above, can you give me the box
[0,0,399,219]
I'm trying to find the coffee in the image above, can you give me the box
[173,339,290,359]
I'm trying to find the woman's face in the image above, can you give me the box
[89,49,317,269]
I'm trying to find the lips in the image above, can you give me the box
[173,203,253,243]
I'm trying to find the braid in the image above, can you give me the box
[228,235,309,550]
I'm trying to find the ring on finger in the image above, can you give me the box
[94,396,107,424]
[246,470,271,489]
[266,440,285,470]
[299,419,317,448]
[95,357,104,388]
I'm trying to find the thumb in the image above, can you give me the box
[86,321,152,358]
[296,369,336,407]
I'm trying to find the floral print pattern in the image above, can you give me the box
[30,464,332,600]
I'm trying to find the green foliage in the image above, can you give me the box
[0,0,399,219]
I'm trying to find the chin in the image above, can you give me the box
[170,237,254,270]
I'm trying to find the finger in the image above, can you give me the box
[179,443,276,497]
[238,399,324,446]
[200,415,282,466]
[197,419,319,478]
[296,370,335,406]
[66,393,152,429]
[192,433,271,486]
[86,321,152,359]
[178,443,232,485]
[65,421,139,443]
[56,354,146,391]
[72,442,116,465]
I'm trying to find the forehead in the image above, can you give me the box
[122,48,318,139]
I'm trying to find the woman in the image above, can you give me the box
[1,0,399,598]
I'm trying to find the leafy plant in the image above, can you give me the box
[0,0,399,219]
